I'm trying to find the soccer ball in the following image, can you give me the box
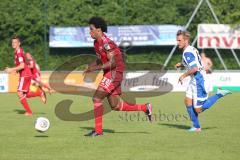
[34,117,50,132]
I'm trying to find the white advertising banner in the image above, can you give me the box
[122,71,240,92]
[198,24,240,49]
[4,71,240,93]
[210,72,240,91]
[121,72,190,92]
[0,73,8,93]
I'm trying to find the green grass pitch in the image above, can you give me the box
[0,92,239,160]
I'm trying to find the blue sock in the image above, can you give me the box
[202,94,222,111]
[186,106,200,128]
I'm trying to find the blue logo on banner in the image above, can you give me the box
[0,86,4,91]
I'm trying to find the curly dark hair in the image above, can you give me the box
[89,17,107,32]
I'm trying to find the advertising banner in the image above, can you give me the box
[0,73,8,93]
[49,25,183,47]
[6,71,240,93]
[198,24,240,49]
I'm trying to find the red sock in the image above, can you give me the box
[94,101,103,134]
[26,90,42,98]
[116,101,147,112]
[20,95,32,113]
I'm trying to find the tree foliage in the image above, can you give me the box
[0,0,239,70]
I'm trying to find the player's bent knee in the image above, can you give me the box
[17,92,24,98]
[111,101,122,111]
[184,97,193,106]
[111,105,119,111]
[92,97,102,103]
[107,100,118,110]
[195,108,202,113]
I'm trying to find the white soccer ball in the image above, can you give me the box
[34,117,50,132]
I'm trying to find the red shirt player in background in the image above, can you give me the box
[4,36,46,116]
[84,17,152,137]
[25,52,52,93]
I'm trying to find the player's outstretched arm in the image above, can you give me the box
[83,58,102,73]
[89,58,102,67]
[4,62,24,74]
[178,66,198,84]
[175,62,184,69]
[99,51,116,71]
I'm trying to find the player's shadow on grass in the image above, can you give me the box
[34,135,49,138]
[159,123,189,130]
[13,109,46,115]
[159,123,217,130]
[80,127,149,134]
[201,127,217,130]
[13,109,26,114]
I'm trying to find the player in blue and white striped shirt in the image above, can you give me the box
[175,30,231,132]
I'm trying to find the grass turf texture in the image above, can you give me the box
[0,92,239,160]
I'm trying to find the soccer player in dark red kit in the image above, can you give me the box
[4,36,46,116]
[84,17,152,137]
[25,52,52,93]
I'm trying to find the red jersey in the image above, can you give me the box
[28,56,41,77]
[94,34,125,74]
[14,48,32,77]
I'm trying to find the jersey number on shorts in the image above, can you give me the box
[100,77,111,88]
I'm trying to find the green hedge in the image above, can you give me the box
[0,0,240,70]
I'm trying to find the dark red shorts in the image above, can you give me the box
[18,76,31,92]
[99,71,123,96]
